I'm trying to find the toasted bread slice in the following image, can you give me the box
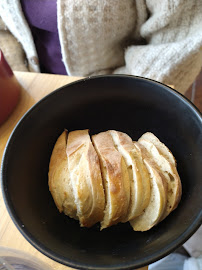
[48,130,77,219]
[66,130,105,227]
[92,131,130,229]
[130,142,167,231]
[140,132,176,166]
[109,130,150,220]
[138,138,182,220]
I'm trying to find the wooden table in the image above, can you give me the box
[0,72,148,270]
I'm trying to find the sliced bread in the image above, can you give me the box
[66,129,105,227]
[130,142,167,231]
[48,130,77,219]
[92,131,130,229]
[109,130,151,220]
[140,132,176,166]
[138,137,182,220]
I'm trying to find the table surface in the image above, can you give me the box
[0,72,148,270]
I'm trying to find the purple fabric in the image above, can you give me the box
[21,0,67,75]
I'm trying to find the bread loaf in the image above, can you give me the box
[48,130,182,231]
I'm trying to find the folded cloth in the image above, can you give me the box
[184,256,202,270]
[149,254,202,270]
[183,226,202,258]
[149,253,187,270]
[149,226,202,270]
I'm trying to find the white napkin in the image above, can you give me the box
[183,226,202,258]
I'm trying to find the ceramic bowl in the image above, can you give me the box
[1,75,202,269]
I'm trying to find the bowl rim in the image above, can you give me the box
[1,75,202,269]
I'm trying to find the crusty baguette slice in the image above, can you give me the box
[140,132,176,166]
[48,130,77,219]
[130,142,167,231]
[138,138,182,220]
[92,131,130,229]
[66,129,105,227]
[109,130,150,220]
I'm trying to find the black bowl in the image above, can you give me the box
[1,75,202,270]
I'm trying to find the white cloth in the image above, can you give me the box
[149,226,202,270]
[184,256,202,270]
[149,253,187,270]
[184,226,202,258]
[0,0,202,94]
[149,254,202,270]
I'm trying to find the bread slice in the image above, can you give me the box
[48,130,77,219]
[92,131,130,229]
[109,130,150,220]
[140,132,176,166]
[138,137,182,220]
[66,129,105,227]
[130,142,167,231]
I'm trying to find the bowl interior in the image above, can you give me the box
[1,76,202,269]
